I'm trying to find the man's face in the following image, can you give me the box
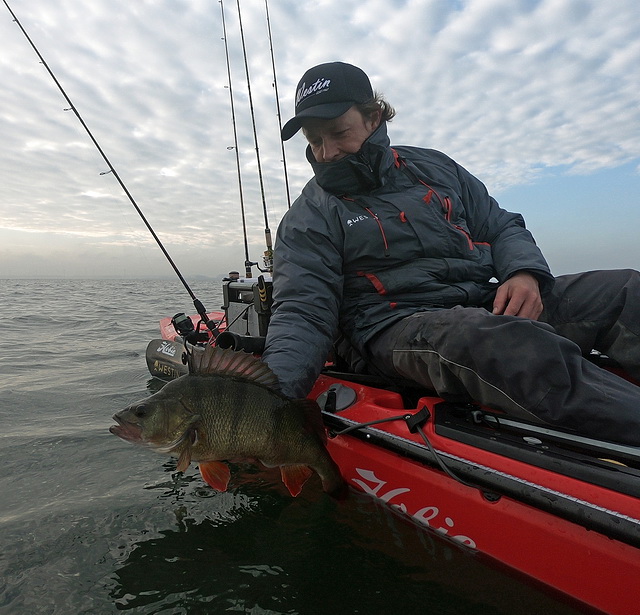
[302,106,380,163]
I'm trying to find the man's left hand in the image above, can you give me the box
[492,271,543,320]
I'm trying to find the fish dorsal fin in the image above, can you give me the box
[188,344,280,389]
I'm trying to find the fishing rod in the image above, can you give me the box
[3,0,219,334]
[219,0,253,279]
[264,0,291,209]
[236,0,273,272]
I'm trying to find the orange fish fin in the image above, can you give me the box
[176,446,192,472]
[280,464,313,497]
[199,461,231,492]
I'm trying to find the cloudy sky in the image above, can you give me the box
[1,0,639,279]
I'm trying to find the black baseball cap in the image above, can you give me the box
[281,62,373,141]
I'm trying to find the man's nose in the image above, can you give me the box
[320,138,340,162]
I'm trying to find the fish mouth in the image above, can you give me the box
[110,415,143,443]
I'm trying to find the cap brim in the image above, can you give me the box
[281,101,355,141]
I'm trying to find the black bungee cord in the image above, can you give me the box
[329,404,484,492]
[3,0,219,334]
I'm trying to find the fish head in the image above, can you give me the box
[110,378,200,453]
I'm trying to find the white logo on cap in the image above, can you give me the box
[296,78,331,106]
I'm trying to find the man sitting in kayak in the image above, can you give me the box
[261,62,640,446]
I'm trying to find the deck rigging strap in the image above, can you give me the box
[329,413,412,436]
[3,0,219,333]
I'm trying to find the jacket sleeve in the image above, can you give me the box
[261,191,344,399]
[454,161,555,294]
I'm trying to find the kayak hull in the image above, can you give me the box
[310,374,640,615]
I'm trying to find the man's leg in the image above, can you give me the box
[541,269,640,380]
[367,306,640,445]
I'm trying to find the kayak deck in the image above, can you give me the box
[309,372,640,615]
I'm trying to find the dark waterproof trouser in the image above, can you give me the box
[367,269,640,446]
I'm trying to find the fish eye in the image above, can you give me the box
[133,404,147,418]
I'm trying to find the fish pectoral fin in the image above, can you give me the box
[176,446,192,472]
[280,464,314,497]
[199,461,231,492]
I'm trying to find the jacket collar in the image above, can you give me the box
[306,122,395,196]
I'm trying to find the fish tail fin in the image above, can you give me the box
[295,399,328,444]
[293,398,346,497]
[318,458,347,500]
[280,464,314,497]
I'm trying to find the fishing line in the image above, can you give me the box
[219,0,253,279]
[3,0,219,332]
[236,0,273,272]
[264,0,291,209]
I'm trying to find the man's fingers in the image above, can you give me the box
[493,273,543,319]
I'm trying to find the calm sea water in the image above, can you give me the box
[0,279,590,615]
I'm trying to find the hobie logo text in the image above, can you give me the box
[296,78,331,106]
[157,341,177,357]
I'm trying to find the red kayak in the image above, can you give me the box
[147,277,640,615]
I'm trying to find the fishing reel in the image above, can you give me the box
[262,248,273,273]
[171,313,209,344]
[245,250,273,274]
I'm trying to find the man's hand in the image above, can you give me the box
[492,271,543,320]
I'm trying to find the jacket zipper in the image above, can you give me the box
[342,196,391,258]
[363,207,390,257]
[453,225,474,250]
[443,196,453,221]
[413,172,475,251]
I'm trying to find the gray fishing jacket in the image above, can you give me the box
[262,123,554,398]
